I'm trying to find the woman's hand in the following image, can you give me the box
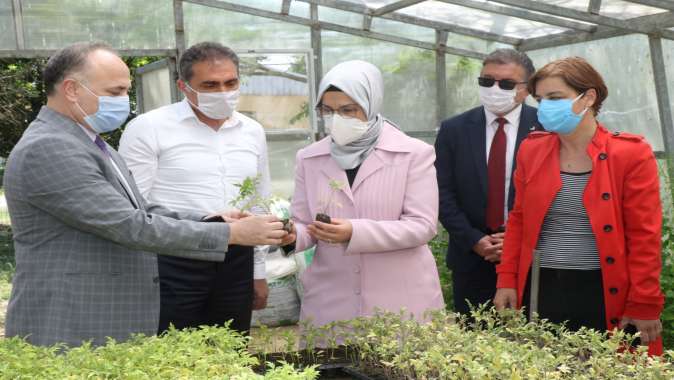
[280,221,297,246]
[620,317,663,345]
[493,288,517,310]
[308,218,353,244]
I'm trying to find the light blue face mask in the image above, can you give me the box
[77,82,130,134]
[537,93,588,135]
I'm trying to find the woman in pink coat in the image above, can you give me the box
[290,60,445,327]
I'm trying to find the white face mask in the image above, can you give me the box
[326,114,369,146]
[185,84,239,120]
[479,84,518,115]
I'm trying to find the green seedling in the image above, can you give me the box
[315,179,345,224]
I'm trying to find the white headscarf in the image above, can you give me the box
[316,60,385,170]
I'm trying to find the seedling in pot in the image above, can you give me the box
[230,175,293,232]
[315,179,345,224]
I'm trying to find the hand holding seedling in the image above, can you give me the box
[229,215,287,246]
[204,208,251,223]
[280,220,297,246]
[620,317,663,345]
[308,218,353,244]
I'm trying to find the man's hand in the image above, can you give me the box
[280,221,297,246]
[229,215,287,246]
[474,233,504,263]
[620,317,663,345]
[253,279,269,310]
[204,209,251,222]
[494,288,517,310]
[308,218,353,244]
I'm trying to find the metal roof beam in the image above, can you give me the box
[297,0,521,45]
[623,0,674,12]
[438,0,596,32]
[518,11,674,51]
[588,0,602,15]
[182,0,488,59]
[0,49,178,58]
[490,0,672,34]
[371,0,426,17]
[281,0,292,15]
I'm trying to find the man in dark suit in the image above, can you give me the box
[435,49,540,315]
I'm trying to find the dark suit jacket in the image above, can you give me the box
[434,104,541,273]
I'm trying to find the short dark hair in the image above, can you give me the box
[482,48,536,81]
[43,42,117,96]
[179,42,239,82]
[528,56,608,115]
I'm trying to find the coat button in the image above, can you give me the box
[355,289,361,295]
[153,276,160,284]
[599,153,608,160]
[609,287,618,295]
[603,224,613,232]
[606,257,615,264]
[613,131,620,136]
[602,192,610,200]
[610,318,619,325]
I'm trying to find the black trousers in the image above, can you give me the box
[522,267,607,331]
[452,259,497,315]
[157,244,254,334]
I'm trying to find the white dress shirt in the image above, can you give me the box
[484,104,522,223]
[119,99,271,279]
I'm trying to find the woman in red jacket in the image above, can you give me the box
[493,57,664,355]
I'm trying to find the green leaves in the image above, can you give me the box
[0,326,315,379]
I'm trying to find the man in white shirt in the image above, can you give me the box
[120,42,286,333]
[434,49,541,316]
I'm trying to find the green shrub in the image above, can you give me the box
[661,217,674,349]
[430,228,453,310]
[274,309,674,380]
[0,326,317,379]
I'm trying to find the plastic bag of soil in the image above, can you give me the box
[251,275,300,327]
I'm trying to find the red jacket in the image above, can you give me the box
[497,125,665,355]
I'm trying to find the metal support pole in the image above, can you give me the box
[588,0,602,15]
[648,35,674,194]
[310,4,325,140]
[435,30,448,127]
[529,250,541,321]
[174,0,187,58]
[11,0,25,50]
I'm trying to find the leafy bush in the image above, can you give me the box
[430,227,453,310]
[259,309,674,380]
[660,217,674,349]
[0,326,317,379]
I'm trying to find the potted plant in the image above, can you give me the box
[230,175,293,232]
[315,179,345,224]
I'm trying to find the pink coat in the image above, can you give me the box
[291,123,445,327]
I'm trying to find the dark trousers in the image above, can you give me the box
[522,268,606,331]
[452,259,497,315]
[157,244,254,334]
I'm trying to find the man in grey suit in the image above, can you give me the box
[2,42,292,347]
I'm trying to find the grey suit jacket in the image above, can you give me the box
[3,106,231,347]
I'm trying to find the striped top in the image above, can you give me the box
[536,171,601,270]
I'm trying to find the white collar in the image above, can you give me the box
[78,123,98,142]
[484,103,523,128]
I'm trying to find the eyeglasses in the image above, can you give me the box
[316,103,361,119]
[478,77,527,91]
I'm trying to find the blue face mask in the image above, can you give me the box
[76,82,130,134]
[537,93,588,135]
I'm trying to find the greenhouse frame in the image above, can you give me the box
[1,0,674,192]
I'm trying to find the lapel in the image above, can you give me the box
[108,149,144,210]
[468,107,488,198]
[319,155,355,204]
[509,105,540,207]
[57,118,141,210]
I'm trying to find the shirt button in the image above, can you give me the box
[603,224,613,232]
[599,153,608,160]
[602,193,610,200]
[609,287,618,295]
[610,318,619,325]
[606,257,615,264]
